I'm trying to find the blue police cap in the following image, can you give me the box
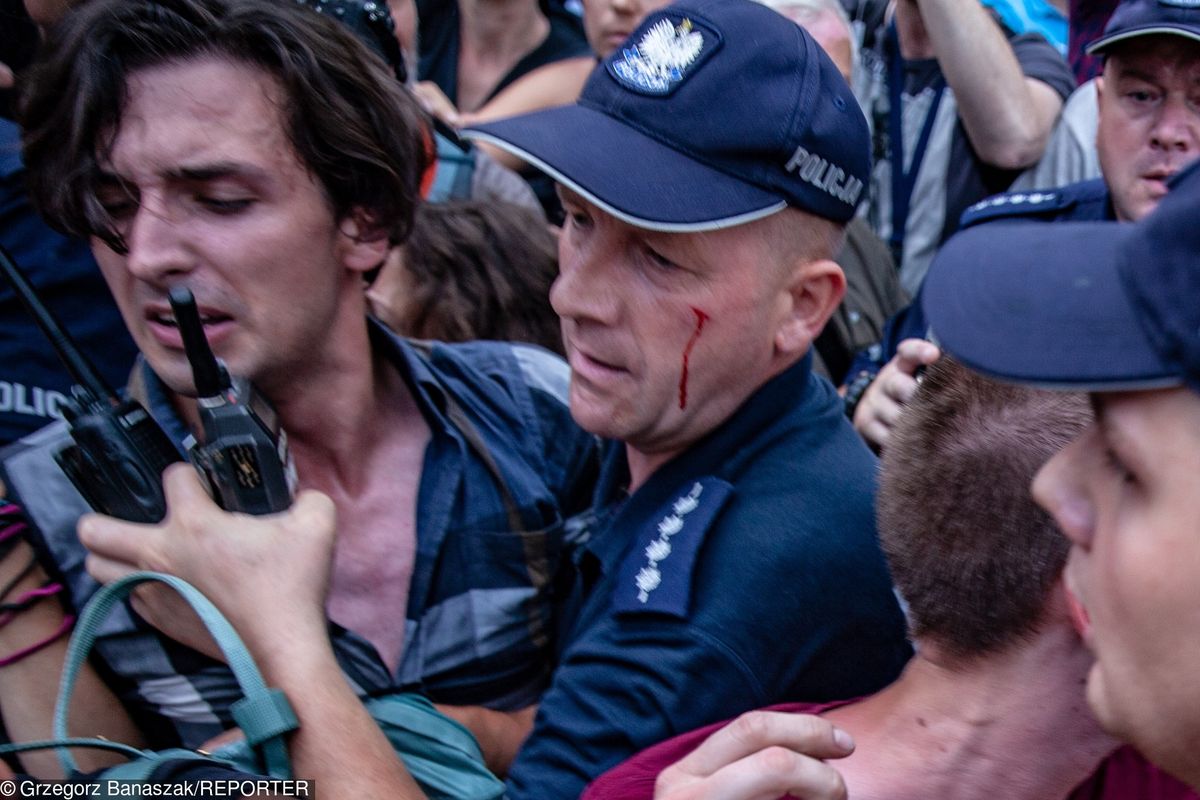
[1086,0,1200,55]
[924,160,1200,393]
[463,0,869,230]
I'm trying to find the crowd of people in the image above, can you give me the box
[0,0,1197,796]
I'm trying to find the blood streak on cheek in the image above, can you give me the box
[679,307,709,410]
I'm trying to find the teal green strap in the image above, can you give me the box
[54,572,297,778]
[362,694,505,800]
[365,694,484,760]
[231,688,297,774]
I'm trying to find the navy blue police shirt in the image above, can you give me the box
[846,178,1116,383]
[506,352,912,799]
[0,119,138,445]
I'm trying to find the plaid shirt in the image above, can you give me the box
[0,325,597,748]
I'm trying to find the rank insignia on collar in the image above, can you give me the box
[634,482,703,603]
[615,476,735,618]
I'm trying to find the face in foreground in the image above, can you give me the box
[552,189,828,482]
[91,57,376,397]
[1097,36,1200,223]
[1033,386,1200,787]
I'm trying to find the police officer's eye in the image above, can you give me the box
[644,246,677,270]
[1126,89,1158,104]
[1103,447,1136,485]
[566,209,592,229]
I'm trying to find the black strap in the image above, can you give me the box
[887,21,946,263]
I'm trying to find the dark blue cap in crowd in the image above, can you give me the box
[1086,0,1200,54]
[924,160,1200,394]
[462,0,869,230]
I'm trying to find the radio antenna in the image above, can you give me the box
[0,244,118,405]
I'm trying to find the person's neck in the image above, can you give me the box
[457,0,548,64]
[625,448,678,494]
[622,356,803,492]
[278,347,422,498]
[892,0,934,60]
[825,623,1118,800]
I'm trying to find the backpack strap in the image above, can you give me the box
[54,572,298,778]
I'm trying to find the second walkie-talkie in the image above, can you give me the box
[169,287,294,515]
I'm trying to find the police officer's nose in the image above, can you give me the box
[551,231,621,326]
[1150,95,1200,154]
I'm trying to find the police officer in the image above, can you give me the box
[846,0,1200,451]
[923,158,1200,794]
[465,2,911,795]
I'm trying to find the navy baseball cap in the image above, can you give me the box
[462,0,869,230]
[1086,0,1200,54]
[923,161,1200,393]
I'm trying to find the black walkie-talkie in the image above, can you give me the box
[168,287,293,515]
[0,245,181,522]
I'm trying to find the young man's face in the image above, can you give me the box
[1033,386,1200,786]
[1096,36,1200,222]
[552,189,829,481]
[91,57,381,397]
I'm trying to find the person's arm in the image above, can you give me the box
[0,62,12,89]
[78,465,427,800]
[0,527,144,777]
[434,703,537,776]
[906,0,1064,169]
[416,57,595,173]
[464,57,594,125]
[653,711,854,800]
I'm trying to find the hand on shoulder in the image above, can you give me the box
[654,710,853,800]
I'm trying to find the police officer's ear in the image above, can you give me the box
[336,208,391,274]
[774,257,846,357]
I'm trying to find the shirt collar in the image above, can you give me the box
[137,317,454,446]
[588,350,815,563]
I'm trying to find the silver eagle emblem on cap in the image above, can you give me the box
[612,18,704,93]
